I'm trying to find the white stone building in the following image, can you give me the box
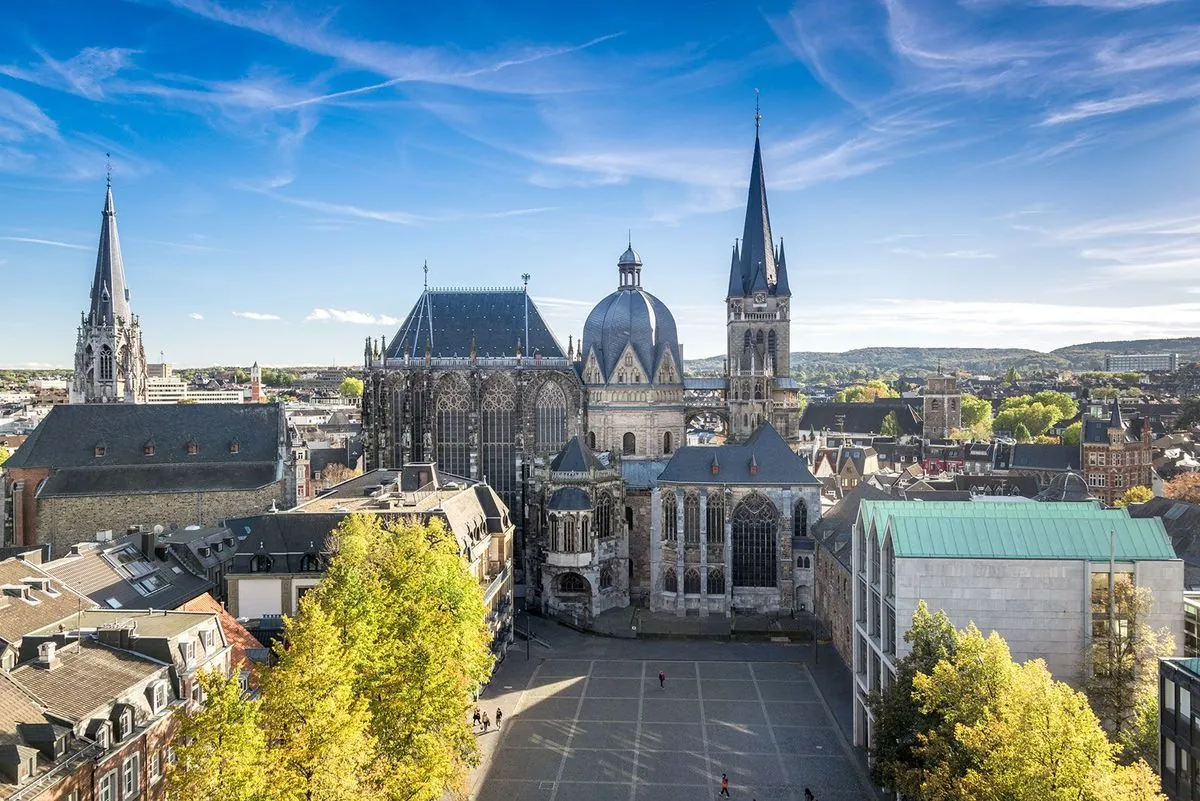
[851,499,1183,751]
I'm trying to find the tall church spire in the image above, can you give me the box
[727,100,790,299]
[89,178,131,326]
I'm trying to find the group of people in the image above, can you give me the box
[720,774,818,800]
[472,706,502,733]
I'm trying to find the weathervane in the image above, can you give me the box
[521,273,531,290]
[105,152,112,188]
[627,229,632,248]
[423,260,428,290]
[754,88,761,132]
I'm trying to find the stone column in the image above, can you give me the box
[675,488,686,617]
[724,491,734,618]
[649,487,661,613]
[698,492,709,617]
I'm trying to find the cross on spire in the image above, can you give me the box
[754,88,761,133]
[423,260,428,290]
[105,152,112,188]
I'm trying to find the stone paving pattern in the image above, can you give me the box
[470,623,875,801]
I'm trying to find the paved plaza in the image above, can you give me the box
[471,629,875,801]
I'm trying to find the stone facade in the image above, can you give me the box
[921,375,961,439]
[814,540,853,667]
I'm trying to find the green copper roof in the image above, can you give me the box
[887,515,1175,560]
[857,499,1110,536]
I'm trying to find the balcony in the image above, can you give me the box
[481,564,510,605]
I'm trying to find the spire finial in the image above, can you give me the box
[522,272,531,290]
[423,260,428,290]
[754,88,761,134]
[105,152,112,188]
[627,229,632,248]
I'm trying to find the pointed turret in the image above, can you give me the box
[88,185,131,326]
[727,125,791,299]
[775,237,790,296]
[1109,396,1125,431]
[726,241,742,299]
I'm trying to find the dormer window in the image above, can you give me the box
[152,681,168,712]
[94,443,106,458]
[95,722,111,750]
[186,440,198,455]
[229,440,240,454]
[250,554,272,573]
[118,710,132,740]
[143,442,156,457]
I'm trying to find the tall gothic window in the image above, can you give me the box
[732,493,779,588]
[708,568,725,594]
[481,378,517,511]
[549,516,560,551]
[684,568,701,594]
[767,330,778,375]
[793,499,809,538]
[707,493,725,543]
[559,573,588,594]
[435,378,470,477]
[406,385,428,463]
[595,491,613,538]
[662,492,678,541]
[623,432,636,455]
[683,493,700,544]
[599,565,614,590]
[564,516,578,552]
[99,345,114,382]
[755,330,765,356]
[535,382,568,454]
[742,330,752,359]
[664,568,677,593]
[663,431,673,455]
[587,431,596,449]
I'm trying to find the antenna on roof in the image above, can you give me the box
[627,229,632,248]
[754,88,761,133]
[423,261,429,291]
[105,152,112,188]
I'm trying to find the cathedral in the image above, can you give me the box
[364,121,818,621]
[70,177,148,404]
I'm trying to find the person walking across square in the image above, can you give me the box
[659,670,666,689]
[719,773,730,797]
[496,708,503,729]
[473,707,481,727]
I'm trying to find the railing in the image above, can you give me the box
[482,564,510,605]
[378,356,572,370]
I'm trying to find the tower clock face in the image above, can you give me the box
[753,292,766,304]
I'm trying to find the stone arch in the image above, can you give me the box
[434,374,470,477]
[664,567,678,593]
[586,431,596,450]
[599,565,614,590]
[684,568,701,594]
[707,568,725,594]
[683,492,700,544]
[535,380,568,454]
[558,572,589,595]
[732,492,779,588]
[793,498,809,538]
[99,344,114,382]
[623,432,636,455]
[663,430,673,455]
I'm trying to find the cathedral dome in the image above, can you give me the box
[582,245,681,384]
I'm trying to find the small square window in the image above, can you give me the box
[94,445,106,458]
[229,441,240,454]
[143,443,156,457]
[186,440,198,455]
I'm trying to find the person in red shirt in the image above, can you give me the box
[719,773,730,797]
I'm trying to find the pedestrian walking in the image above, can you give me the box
[659,671,666,689]
[482,713,490,732]
[719,773,730,798]
[473,707,481,727]
[804,788,814,801]
[496,708,503,728]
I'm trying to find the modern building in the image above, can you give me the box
[851,500,1182,751]
[1160,657,1200,799]
[146,375,246,405]
[2,403,302,554]
[1105,353,1178,373]
[70,179,148,405]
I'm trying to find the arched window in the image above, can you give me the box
[558,573,589,594]
[767,330,778,374]
[99,345,114,382]
[793,499,809,538]
[435,377,470,477]
[581,517,592,552]
[599,565,613,590]
[706,493,725,544]
[663,431,673,455]
[796,555,810,569]
[683,493,700,544]
[754,383,763,400]
[684,568,701,594]
[564,516,578,552]
[535,382,569,454]
[664,568,677,593]
[251,554,272,573]
[595,491,613,538]
[300,552,321,572]
[755,330,765,353]
[708,568,725,594]
[742,414,748,427]
[662,492,678,541]
[732,493,779,588]
[587,431,596,450]
[623,432,636,455]
[742,330,752,356]
[481,378,517,511]
[550,515,560,552]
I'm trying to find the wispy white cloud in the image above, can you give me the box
[233,311,281,321]
[893,246,997,259]
[0,88,58,141]
[0,235,87,250]
[306,308,399,325]
[1034,0,1180,7]
[262,193,426,226]
[189,312,204,320]
[0,46,138,101]
[1041,90,1174,125]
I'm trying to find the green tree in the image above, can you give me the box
[339,376,364,398]
[881,411,900,437]
[167,669,269,801]
[1084,577,1175,769]
[1012,422,1032,442]
[1004,366,1020,385]
[308,515,495,800]
[1093,387,1120,401]
[1031,390,1079,421]
[960,394,992,429]
[994,402,1063,438]
[1113,486,1153,509]
[1062,421,1082,446]
[233,368,250,383]
[868,601,958,795]
[834,380,900,403]
[1178,397,1200,429]
[261,598,377,801]
[0,446,9,468]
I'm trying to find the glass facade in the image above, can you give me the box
[1161,659,1200,799]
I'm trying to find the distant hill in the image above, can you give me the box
[684,337,1200,376]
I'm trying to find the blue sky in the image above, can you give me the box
[2,0,1200,368]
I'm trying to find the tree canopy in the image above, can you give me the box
[835,380,899,403]
[340,376,364,398]
[881,411,901,437]
[1113,486,1153,509]
[993,392,1076,439]
[1062,421,1082,446]
[960,394,992,429]
[0,446,9,468]
[1164,473,1200,504]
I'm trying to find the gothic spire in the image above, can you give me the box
[1109,395,1125,431]
[727,105,791,300]
[88,181,131,326]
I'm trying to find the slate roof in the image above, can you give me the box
[1130,497,1200,588]
[0,561,93,649]
[226,514,343,575]
[38,463,281,496]
[548,487,591,511]
[583,268,682,381]
[798,403,923,436]
[42,534,211,611]
[684,378,728,391]
[385,289,565,359]
[620,459,669,491]
[9,641,163,723]
[1009,443,1081,471]
[88,186,131,327]
[953,474,1041,498]
[5,403,284,470]
[550,436,605,474]
[0,678,52,748]
[728,131,789,298]
[658,423,819,486]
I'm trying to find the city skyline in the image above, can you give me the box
[2,0,1200,368]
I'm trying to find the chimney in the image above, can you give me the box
[36,641,59,671]
[141,531,157,560]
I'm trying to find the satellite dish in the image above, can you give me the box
[152,525,164,535]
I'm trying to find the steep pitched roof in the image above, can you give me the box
[9,641,163,723]
[0,561,94,649]
[385,289,565,360]
[1130,497,1200,588]
[1010,443,1081,471]
[179,593,263,671]
[658,423,819,486]
[550,436,603,474]
[728,129,789,299]
[88,185,131,327]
